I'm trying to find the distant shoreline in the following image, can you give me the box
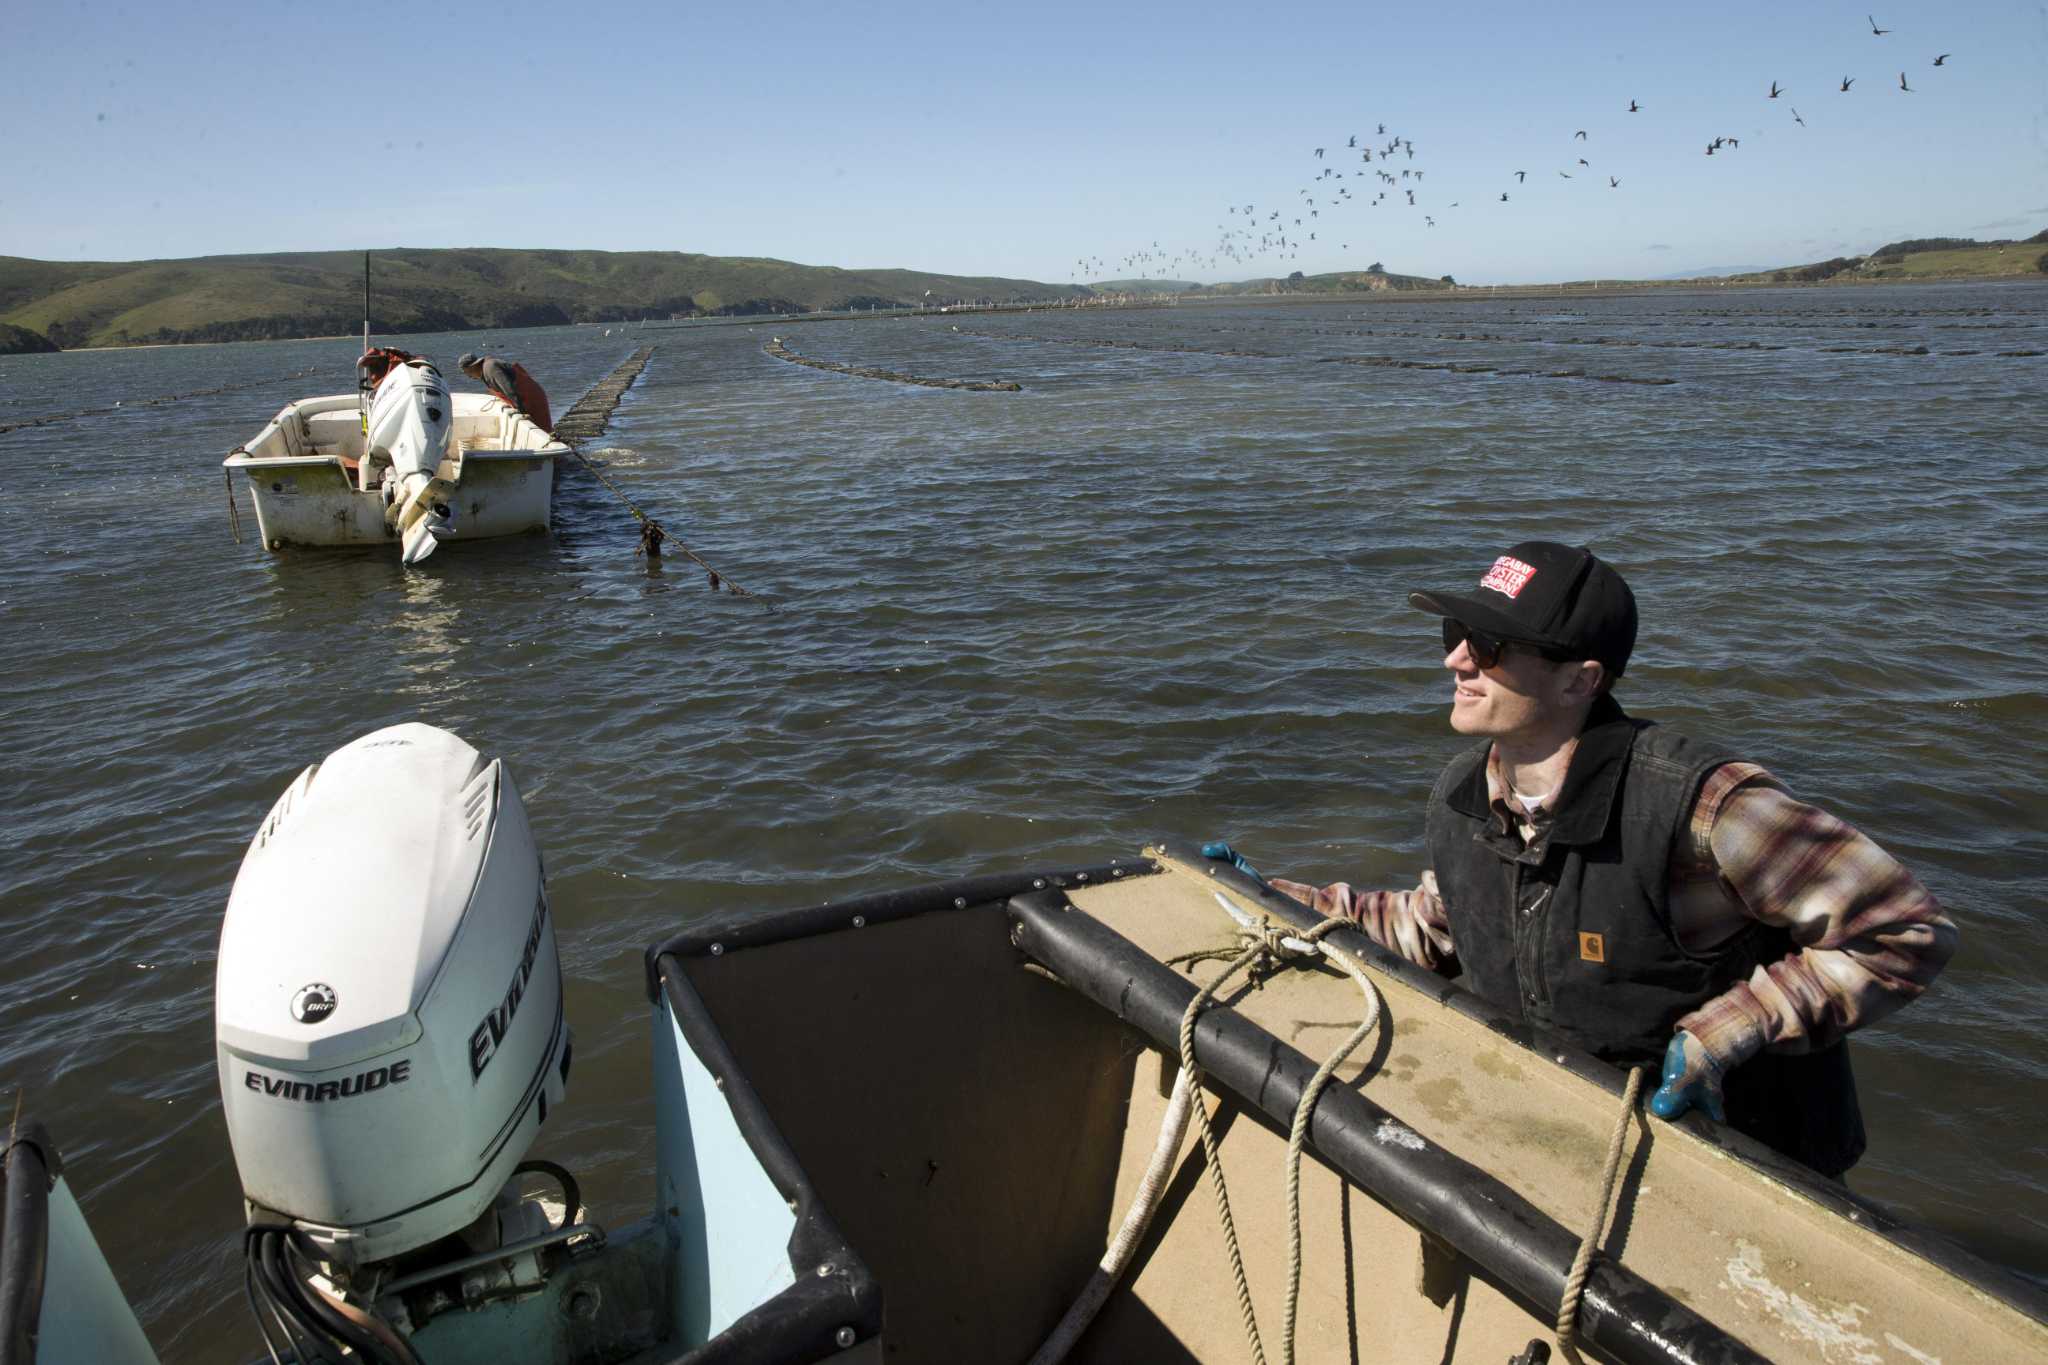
[12,274,2043,355]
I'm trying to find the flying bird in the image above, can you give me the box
[1500,192,1510,201]
[1559,171,1573,179]
[1792,106,1806,125]
[1578,157,1590,166]
[1575,130,1588,140]
[1841,76,1855,90]
[1706,142,1716,155]
[1898,70,1912,91]
[1608,176,1619,187]
[1514,170,1527,182]
[1629,99,1640,112]
[1768,81,1782,98]
[1315,147,1325,158]
[1933,53,1950,65]
[1869,14,1889,35]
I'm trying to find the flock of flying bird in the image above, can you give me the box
[1072,15,1955,285]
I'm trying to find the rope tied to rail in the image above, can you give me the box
[1174,904,1384,1365]
[224,458,244,544]
[1030,899,1383,1365]
[1555,1064,1646,1365]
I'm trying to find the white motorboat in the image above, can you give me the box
[225,348,565,566]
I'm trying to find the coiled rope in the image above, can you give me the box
[1031,905,1381,1365]
[1029,890,1649,1365]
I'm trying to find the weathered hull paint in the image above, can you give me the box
[234,454,554,550]
[227,391,562,552]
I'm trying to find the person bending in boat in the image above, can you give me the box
[458,351,552,433]
[1208,542,1955,1178]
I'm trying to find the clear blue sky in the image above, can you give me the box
[4,0,2044,284]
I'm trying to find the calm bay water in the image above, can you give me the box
[2,282,2045,1358]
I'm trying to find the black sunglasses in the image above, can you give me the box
[1441,618,1575,669]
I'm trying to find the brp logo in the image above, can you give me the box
[291,983,337,1025]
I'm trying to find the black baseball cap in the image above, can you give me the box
[1409,541,1638,675]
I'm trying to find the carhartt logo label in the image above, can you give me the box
[1578,932,1605,963]
[1480,556,1537,598]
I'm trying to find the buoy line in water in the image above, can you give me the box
[0,363,332,437]
[1316,353,1679,384]
[949,328,1679,385]
[1308,325,2041,359]
[949,327,1283,359]
[1198,317,2043,356]
[763,337,1022,391]
[1287,324,1794,352]
[553,346,772,607]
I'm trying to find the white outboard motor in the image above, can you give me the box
[364,359,456,565]
[215,723,570,1279]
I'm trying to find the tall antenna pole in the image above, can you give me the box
[359,253,372,434]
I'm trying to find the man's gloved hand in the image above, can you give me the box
[1648,1030,1727,1123]
[1200,841,1265,884]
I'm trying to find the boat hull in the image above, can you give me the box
[226,393,562,552]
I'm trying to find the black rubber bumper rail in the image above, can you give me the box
[1006,890,1769,1365]
[0,1120,58,1365]
[643,857,1159,999]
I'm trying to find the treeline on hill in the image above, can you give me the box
[0,321,60,354]
[1772,256,1863,283]
[1764,227,2048,282]
[0,248,1090,349]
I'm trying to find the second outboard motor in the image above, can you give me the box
[359,352,456,565]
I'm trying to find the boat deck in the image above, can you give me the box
[1061,850,2043,1364]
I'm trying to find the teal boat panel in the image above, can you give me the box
[33,1177,157,1365]
[652,999,799,1346]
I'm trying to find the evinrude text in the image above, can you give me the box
[468,891,550,1081]
[244,1060,411,1103]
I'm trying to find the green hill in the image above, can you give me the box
[0,248,1092,348]
[1718,229,2048,286]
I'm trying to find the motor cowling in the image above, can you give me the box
[215,723,569,1270]
[364,358,452,485]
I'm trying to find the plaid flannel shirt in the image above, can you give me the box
[1269,753,1957,1072]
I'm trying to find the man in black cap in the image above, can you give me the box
[458,351,552,433]
[1210,542,1956,1176]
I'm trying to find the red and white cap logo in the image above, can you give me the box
[1479,555,1537,598]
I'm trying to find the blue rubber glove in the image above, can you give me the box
[1200,841,1265,884]
[1647,1030,1727,1123]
